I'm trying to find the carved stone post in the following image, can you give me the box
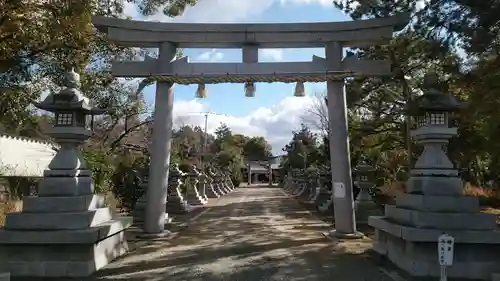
[166,163,192,214]
[205,169,221,198]
[185,165,207,205]
[193,165,208,202]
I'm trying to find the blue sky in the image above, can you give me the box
[123,0,352,154]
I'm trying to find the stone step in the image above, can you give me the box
[396,193,479,213]
[0,217,132,278]
[0,272,9,281]
[23,194,105,213]
[406,175,462,195]
[370,216,500,280]
[385,205,497,230]
[0,216,132,244]
[38,176,94,197]
[369,216,500,243]
[5,207,113,230]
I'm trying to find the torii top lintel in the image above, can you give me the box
[92,14,409,49]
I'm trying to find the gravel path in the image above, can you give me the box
[90,187,397,281]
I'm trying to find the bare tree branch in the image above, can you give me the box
[109,120,153,150]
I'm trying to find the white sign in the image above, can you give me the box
[438,234,455,266]
[333,182,345,198]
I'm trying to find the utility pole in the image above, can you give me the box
[183,111,229,170]
[202,112,208,169]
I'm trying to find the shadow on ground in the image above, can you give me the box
[83,188,391,281]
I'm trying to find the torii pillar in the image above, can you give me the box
[324,42,363,239]
[143,42,177,237]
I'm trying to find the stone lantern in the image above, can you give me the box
[34,69,108,159]
[353,161,380,224]
[414,73,458,129]
[407,72,463,195]
[369,73,500,280]
[0,69,132,278]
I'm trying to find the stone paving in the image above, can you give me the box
[87,187,398,281]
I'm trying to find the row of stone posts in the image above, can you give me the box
[282,162,381,226]
[133,164,235,227]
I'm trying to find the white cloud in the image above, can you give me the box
[172,96,316,155]
[118,0,332,154]
[260,49,284,62]
[123,0,337,23]
[145,0,276,23]
[122,1,141,18]
[195,49,224,62]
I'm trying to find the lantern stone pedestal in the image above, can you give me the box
[314,173,332,206]
[353,162,381,224]
[0,70,132,278]
[369,73,500,280]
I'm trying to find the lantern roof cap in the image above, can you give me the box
[355,161,374,173]
[34,69,106,114]
[411,72,463,114]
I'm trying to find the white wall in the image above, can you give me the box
[0,135,57,177]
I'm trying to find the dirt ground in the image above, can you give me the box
[82,187,400,281]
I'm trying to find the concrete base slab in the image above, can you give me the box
[0,217,132,244]
[322,230,365,240]
[384,205,496,230]
[132,213,172,226]
[137,230,173,240]
[0,219,130,278]
[370,217,500,280]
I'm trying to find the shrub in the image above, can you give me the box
[372,180,406,206]
[374,181,500,209]
[229,164,243,187]
[463,183,500,208]
[0,200,22,227]
[110,152,148,212]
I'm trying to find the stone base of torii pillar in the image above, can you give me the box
[132,188,172,226]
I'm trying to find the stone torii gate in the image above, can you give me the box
[92,14,409,238]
